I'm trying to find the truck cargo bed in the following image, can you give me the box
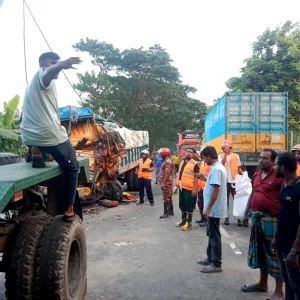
[204,92,288,166]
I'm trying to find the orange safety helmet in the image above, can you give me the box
[291,144,300,152]
[158,148,171,158]
[221,139,233,149]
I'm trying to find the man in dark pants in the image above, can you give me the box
[197,146,227,273]
[20,52,82,221]
[274,152,300,300]
[136,150,155,206]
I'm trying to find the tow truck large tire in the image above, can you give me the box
[5,214,52,300]
[35,215,87,300]
[0,152,22,166]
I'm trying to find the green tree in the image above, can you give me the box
[226,21,300,133]
[0,95,21,153]
[73,39,207,149]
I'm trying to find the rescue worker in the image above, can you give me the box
[174,148,199,231]
[135,150,155,206]
[195,147,211,227]
[172,152,179,176]
[157,148,174,219]
[291,144,300,176]
[220,139,243,226]
[154,151,163,184]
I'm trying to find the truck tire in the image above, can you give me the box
[4,214,52,300]
[126,169,134,191]
[133,168,139,191]
[0,152,22,166]
[35,215,87,300]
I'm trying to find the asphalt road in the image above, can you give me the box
[0,181,277,299]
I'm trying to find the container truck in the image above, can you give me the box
[204,92,288,176]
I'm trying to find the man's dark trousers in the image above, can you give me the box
[138,178,154,204]
[206,217,222,267]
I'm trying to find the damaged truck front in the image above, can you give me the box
[59,106,149,202]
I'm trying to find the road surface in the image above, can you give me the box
[0,181,276,299]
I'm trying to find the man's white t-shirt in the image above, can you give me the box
[226,154,241,183]
[20,69,68,147]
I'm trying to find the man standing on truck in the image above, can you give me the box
[157,148,174,218]
[174,148,199,231]
[20,52,82,222]
[136,150,155,206]
[241,149,284,299]
[291,144,300,176]
[220,139,243,226]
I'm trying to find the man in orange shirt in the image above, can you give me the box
[291,144,300,176]
[220,139,243,226]
[195,150,210,226]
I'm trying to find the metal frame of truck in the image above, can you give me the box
[0,156,89,300]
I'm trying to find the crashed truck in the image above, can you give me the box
[59,106,149,202]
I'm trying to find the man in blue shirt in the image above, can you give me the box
[197,146,227,273]
[154,152,163,184]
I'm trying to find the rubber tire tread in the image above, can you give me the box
[5,214,52,300]
[0,153,22,166]
[126,169,134,191]
[133,168,139,191]
[35,215,87,300]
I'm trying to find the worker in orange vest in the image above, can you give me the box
[195,149,211,227]
[174,148,199,231]
[135,150,155,206]
[220,140,243,226]
[291,144,300,176]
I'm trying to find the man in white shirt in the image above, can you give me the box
[220,140,243,226]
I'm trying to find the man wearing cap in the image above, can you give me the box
[220,139,243,226]
[136,150,155,206]
[291,144,300,176]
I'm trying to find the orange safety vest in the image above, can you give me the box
[220,152,240,180]
[297,164,300,177]
[176,159,197,191]
[198,162,210,190]
[138,158,152,179]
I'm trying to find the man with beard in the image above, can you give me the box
[291,144,300,176]
[157,148,174,219]
[273,152,300,300]
[241,149,284,299]
[174,148,199,231]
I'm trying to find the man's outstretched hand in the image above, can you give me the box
[60,57,82,69]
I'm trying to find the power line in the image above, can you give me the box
[23,0,83,101]
[22,0,28,84]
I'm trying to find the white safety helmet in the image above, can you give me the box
[141,150,150,155]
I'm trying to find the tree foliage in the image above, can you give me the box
[0,95,21,153]
[73,39,207,149]
[226,21,300,133]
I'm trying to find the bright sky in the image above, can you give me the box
[1,0,300,111]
